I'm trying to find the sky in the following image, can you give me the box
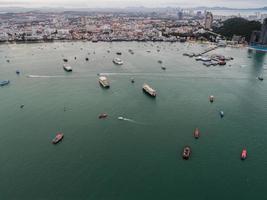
[0,0,266,9]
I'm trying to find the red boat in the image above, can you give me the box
[241,149,247,160]
[194,128,200,139]
[98,113,108,119]
[52,132,64,144]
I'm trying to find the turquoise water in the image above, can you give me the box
[0,42,267,199]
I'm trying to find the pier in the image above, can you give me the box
[197,46,219,56]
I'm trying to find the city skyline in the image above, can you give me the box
[0,0,266,9]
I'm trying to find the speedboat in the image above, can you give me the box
[52,132,64,144]
[182,146,191,160]
[98,113,108,119]
[220,111,224,118]
[113,58,123,65]
[194,128,200,139]
[241,149,247,160]
[118,117,124,120]
[0,80,10,86]
[209,95,214,103]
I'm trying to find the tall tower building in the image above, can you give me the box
[260,18,267,45]
[178,11,183,20]
[204,12,213,30]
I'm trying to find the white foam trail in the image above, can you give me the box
[28,75,66,78]
[118,116,145,125]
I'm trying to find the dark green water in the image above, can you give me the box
[0,42,267,200]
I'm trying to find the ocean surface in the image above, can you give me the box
[0,41,267,200]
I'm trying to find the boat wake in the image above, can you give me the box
[28,75,66,78]
[118,116,145,124]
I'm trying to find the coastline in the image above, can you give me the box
[0,39,246,49]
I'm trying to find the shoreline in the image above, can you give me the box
[0,39,246,49]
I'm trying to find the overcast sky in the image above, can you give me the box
[0,0,265,8]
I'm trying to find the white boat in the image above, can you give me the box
[63,64,72,72]
[142,83,156,97]
[113,58,123,65]
[99,76,110,88]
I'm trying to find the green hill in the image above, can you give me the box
[214,17,261,41]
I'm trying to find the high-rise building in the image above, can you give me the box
[204,12,213,30]
[196,11,202,18]
[178,11,183,20]
[260,18,267,45]
[250,31,261,44]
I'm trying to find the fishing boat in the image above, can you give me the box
[52,132,64,144]
[0,80,10,86]
[63,64,72,72]
[182,146,191,160]
[209,95,214,103]
[143,84,156,97]
[99,76,110,88]
[194,128,200,139]
[220,111,224,118]
[98,113,108,119]
[241,149,247,160]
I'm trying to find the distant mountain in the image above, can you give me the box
[192,6,267,11]
[0,6,266,13]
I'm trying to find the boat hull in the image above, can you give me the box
[142,88,156,97]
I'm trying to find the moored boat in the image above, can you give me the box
[98,113,108,119]
[182,146,191,160]
[241,149,247,160]
[142,83,156,97]
[63,64,72,72]
[194,128,200,139]
[52,132,64,144]
[258,76,264,81]
[99,76,110,88]
[113,58,123,65]
[209,95,214,103]
[0,80,10,86]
